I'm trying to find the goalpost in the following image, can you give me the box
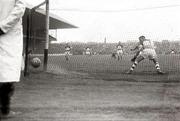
[44,0,50,71]
[24,0,49,76]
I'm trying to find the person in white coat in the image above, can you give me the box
[0,0,26,117]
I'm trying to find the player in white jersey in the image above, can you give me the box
[85,47,91,56]
[65,44,72,61]
[116,41,123,60]
[170,49,175,54]
[127,36,164,74]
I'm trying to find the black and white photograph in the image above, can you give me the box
[1,0,180,120]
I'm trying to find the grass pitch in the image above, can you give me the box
[6,54,180,121]
[46,54,180,82]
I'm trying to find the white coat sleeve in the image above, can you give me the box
[0,0,26,33]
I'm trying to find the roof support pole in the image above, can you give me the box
[43,0,49,71]
[32,1,46,10]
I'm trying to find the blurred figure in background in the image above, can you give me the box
[116,41,123,60]
[65,43,72,61]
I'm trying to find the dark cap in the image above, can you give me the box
[139,36,145,39]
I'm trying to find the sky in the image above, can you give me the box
[25,0,180,43]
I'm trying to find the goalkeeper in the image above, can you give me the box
[127,36,164,74]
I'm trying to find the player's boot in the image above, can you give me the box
[157,70,164,75]
[126,70,133,74]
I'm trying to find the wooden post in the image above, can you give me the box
[43,0,49,71]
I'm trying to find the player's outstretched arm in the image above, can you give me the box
[131,46,138,51]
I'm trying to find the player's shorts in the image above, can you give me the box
[65,51,70,55]
[86,51,91,55]
[139,49,157,60]
[117,50,123,55]
[65,48,71,51]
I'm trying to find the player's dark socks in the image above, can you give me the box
[131,55,138,62]
[128,61,138,74]
[131,58,136,62]
[0,28,5,35]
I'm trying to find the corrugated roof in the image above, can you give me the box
[25,3,78,29]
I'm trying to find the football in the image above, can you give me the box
[31,57,41,68]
